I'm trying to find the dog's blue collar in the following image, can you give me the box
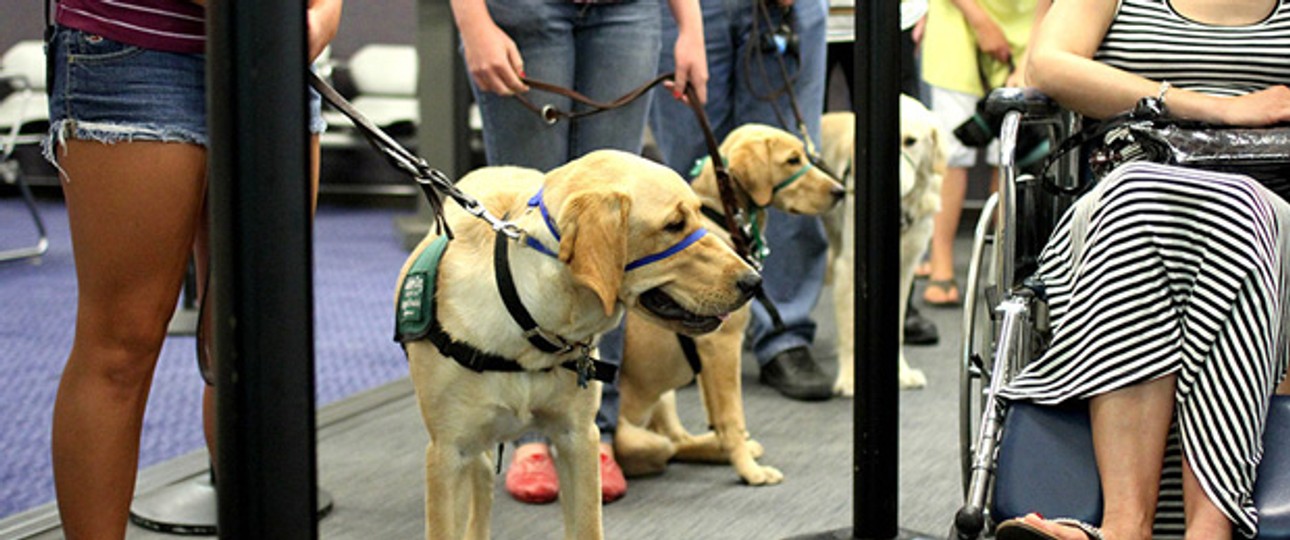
[525,187,708,270]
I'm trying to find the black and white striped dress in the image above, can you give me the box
[997,0,1290,537]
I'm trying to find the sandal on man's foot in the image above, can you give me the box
[922,279,961,307]
[996,517,1105,540]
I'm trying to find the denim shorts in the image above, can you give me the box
[44,26,325,162]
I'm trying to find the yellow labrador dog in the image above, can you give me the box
[614,124,844,485]
[823,95,946,396]
[395,150,758,540]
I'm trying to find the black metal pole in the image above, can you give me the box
[855,0,900,538]
[207,1,318,538]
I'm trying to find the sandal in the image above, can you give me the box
[996,517,1105,540]
[922,278,961,307]
[914,261,932,280]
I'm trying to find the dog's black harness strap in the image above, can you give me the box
[394,236,617,384]
[494,229,567,354]
[675,334,703,376]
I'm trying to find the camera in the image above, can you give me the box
[758,4,800,58]
[953,97,1052,169]
[953,98,1001,148]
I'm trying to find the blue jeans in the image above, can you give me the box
[472,0,662,170]
[470,0,663,442]
[649,0,829,365]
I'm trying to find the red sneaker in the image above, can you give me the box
[505,447,559,504]
[599,446,627,504]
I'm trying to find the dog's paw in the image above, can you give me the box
[833,374,855,397]
[741,464,785,486]
[898,367,927,390]
[747,438,765,459]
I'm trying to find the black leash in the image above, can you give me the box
[309,71,524,242]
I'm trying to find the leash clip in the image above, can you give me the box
[463,200,524,240]
[574,345,596,389]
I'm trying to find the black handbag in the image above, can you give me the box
[1074,97,1290,198]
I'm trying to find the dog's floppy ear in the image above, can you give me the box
[930,126,948,177]
[557,189,632,316]
[727,136,775,207]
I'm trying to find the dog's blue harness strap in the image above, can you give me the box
[528,188,562,242]
[526,188,709,271]
[625,228,708,271]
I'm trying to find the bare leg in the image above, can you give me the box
[924,166,967,303]
[52,140,207,540]
[1014,375,1177,540]
[1181,454,1233,540]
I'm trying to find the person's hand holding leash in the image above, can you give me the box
[452,0,529,95]
[664,0,708,104]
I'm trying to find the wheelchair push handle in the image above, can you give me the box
[984,87,1059,118]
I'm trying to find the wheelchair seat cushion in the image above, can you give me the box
[992,395,1290,539]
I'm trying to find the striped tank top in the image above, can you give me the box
[56,0,205,55]
[1094,0,1290,96]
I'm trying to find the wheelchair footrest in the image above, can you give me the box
[991,395,1290,539]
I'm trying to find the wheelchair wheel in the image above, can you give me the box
[959,193,1000,495]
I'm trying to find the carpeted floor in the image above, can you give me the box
[0,190,981,539]
[0,194,416,518]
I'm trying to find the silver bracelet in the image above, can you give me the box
[1156,81,1171,106]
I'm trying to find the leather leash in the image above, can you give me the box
[518,73,790,333]
[517,72,760,270]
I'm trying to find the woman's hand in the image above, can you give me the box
[666,23,708,104]
[663,0,707,104]
[307,0,344,63]
[1214,86,1290,127]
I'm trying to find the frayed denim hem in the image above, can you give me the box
[42,119,207,181]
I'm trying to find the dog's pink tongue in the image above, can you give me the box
[718,313,730,321]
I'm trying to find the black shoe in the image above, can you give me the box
[759,347,833,401]
[904,304,939,346]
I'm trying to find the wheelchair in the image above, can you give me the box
[950,88,1290,540]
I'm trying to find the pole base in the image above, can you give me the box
[782,527,940,540]
[129,473,333,535]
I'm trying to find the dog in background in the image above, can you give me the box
[822,95,946,396]
[614,124,845,486]
[397,150,758,540]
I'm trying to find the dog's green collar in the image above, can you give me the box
[689,155,812,196]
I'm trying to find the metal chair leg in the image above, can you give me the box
[0,159,49,263]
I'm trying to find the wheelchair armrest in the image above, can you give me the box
[985,87,1060,119]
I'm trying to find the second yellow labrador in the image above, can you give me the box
[395,150,758,540]
[822,97,946,396]
[614,124,844,485]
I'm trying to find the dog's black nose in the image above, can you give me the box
[737,272,763,297]
[831,184,846,201]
